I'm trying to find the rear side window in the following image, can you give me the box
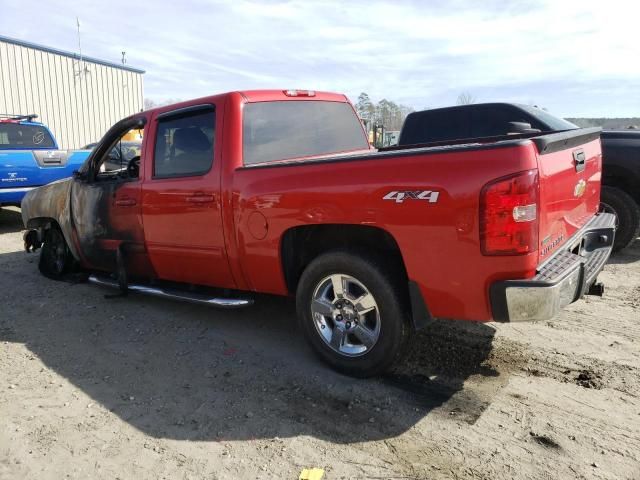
[154,107,215,178]
[243,101,369,165]
[470,105,530,137]
[518,105,579,131]
[399,109,471,145]
[0,123,55,148]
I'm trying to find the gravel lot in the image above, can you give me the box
[1,205,639,480]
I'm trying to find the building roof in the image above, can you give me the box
[0,34,145,74]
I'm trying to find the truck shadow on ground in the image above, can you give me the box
[1,249,508,444]
[608,239,640,265]
[0,207,23,234]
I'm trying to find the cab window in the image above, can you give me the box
[95,128,143,179]
[153,107,215,178]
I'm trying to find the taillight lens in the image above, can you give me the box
[480,169,539,255]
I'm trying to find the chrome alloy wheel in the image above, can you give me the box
[310,274,381,357]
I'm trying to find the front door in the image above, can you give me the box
[141,104,234,289]
[70,117,149,275]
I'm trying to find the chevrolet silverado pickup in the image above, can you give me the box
[0,114,89,208]
[397,103,640,251]
[20,90,616,377]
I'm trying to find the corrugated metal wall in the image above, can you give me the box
[0,38,144,149]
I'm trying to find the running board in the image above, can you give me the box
[88,275,253,308]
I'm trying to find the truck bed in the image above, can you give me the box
[234,127,602,321]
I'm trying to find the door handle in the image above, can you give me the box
[186,193,214,204]
[573,149,586,173]
[115,197,137,207]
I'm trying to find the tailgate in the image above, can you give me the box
[0,149,72,188]
[532,128,602,262]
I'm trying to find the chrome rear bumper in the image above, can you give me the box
[490,212,616,322]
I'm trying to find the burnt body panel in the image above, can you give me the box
[21,112,154,278]
[21,178,80,260]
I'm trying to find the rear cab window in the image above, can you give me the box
[517,105,579,131]
[242,101,369,165]
[0,123,55,149]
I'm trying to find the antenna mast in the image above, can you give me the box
[77,17,83,65]
[74,17,89,81]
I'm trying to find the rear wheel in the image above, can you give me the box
[296,251,410,377]
[600,186,640,252]
[39,226,73,278]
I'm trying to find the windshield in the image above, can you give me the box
[0,123,56,149]
[518,105,579,131]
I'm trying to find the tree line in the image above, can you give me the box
[565,118,640,130]
[354,93,414,132]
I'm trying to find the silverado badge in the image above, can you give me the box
[574,179,587,198]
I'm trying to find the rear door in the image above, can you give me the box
[534,129,603,261]
[141,103,235,289]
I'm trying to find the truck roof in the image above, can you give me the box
[239,90,348,103]
[143,90,351,116]
[0,114,44,126]
[410,102,531,114]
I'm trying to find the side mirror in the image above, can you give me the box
[72,170,88,181]
[508,121,541,134]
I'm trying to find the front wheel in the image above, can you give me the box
[296,251,410,377]
[600,186,640,252]
[39,226,74,278]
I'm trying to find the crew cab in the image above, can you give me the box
[398,103,640,251]
[0,114,89,208]
[21,90,616,377]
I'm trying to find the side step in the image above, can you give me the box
[88,274,254,308]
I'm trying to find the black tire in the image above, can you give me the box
[600,186,640,252]
[39,225,74,279]
[296,250,411,378]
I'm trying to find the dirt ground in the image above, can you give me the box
[0,205,639,480]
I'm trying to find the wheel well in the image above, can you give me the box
[26,217,57,230]
[280,224,408,295]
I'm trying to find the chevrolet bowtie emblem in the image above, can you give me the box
[574,179,587,198]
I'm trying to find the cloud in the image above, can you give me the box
[1,0,638,116]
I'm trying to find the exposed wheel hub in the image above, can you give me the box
[333,299,358,329]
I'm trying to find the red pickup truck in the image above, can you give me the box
[21,89,616,377]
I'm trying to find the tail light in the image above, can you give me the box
[480,169,539,255]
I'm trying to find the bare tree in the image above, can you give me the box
[144,98,183,110]
[456,92,476,105]
[143,98,157,110]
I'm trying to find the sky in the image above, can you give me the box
[1,0,639,117]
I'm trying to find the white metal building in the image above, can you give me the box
[0,35,144,149]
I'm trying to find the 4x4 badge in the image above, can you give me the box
[383,190,440,204]
[574,179,586,198]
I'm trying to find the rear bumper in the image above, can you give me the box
[490,213,616,322]
[0,186,36,205]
